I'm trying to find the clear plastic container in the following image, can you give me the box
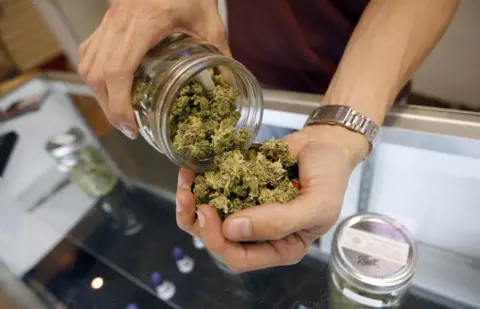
[131,34,264,172]
[328,213,418,309]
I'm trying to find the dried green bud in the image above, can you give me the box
[192,175,210,204]
[169,71,248,161]
[260,138,298,168]
[209,196,232,214]
[193,139,300,218]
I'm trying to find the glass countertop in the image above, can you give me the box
[24,186,456,309]
[4,78,478,309]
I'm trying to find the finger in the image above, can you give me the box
[197,205,306,272]
[79,27,110,120]
[77,18,106,78]
[102,16,171,137]
[88,23,131,132]
[222,194,329,242]
[176,187,199,236]
[78,36,93,59]
[78,25,101,59]
[178,168,195,190]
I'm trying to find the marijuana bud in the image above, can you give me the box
[169,71,248,161]
[193,139,300,218]
[165,69,300,217]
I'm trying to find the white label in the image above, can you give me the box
[156,281,176,300]
[339,227,410,266]
[177,257,195,274]
[342,288,384,308]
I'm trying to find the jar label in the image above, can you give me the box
[339,227,410,266]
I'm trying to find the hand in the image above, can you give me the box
[176,125,369,272]
[77,0,229,139]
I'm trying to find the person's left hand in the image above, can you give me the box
[176,125,369,272]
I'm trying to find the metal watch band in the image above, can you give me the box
[304,105,379,154]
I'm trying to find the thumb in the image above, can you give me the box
[223,194,329,242]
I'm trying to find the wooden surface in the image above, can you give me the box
[70,93,113,137]
[0,70,39,95]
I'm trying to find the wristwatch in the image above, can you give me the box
[304,105,379,154]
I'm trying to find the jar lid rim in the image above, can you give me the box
[331,213,419,293]
[46,127,84,159]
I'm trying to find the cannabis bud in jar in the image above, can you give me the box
[130,34,263,171]
[169,70,250,160]
[193,139,300,218]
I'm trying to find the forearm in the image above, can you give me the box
[323,0,459,125]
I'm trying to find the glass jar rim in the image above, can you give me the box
[152,54,264,172]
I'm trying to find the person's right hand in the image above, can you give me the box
[78,0,230,139]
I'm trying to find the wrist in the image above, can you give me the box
[303,125,370,166]
[322,91,390,126]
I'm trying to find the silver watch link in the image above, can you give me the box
[304,105,379,154]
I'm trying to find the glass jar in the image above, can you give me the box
[46,127,118,197]
[132,34,264,171]
[328,213,418,309]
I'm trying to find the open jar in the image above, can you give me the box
[132,34,264,172]
[328,213,418,309]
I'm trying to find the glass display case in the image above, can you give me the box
[1,77,479,309]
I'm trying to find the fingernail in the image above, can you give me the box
[120,124,137,140]
[176,199,182,212]
[226,218,251,239]
[196,211,205,228]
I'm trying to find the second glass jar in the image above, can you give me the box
[132,34,264,171]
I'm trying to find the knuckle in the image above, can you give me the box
[104,62,131,79]
[77,62,89,78]
[131,2,158,20]
[281,250,304,267]
[105,3,128,30]
[105,3,122,20]
[86,72,104,89]
[291,251,305,265]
